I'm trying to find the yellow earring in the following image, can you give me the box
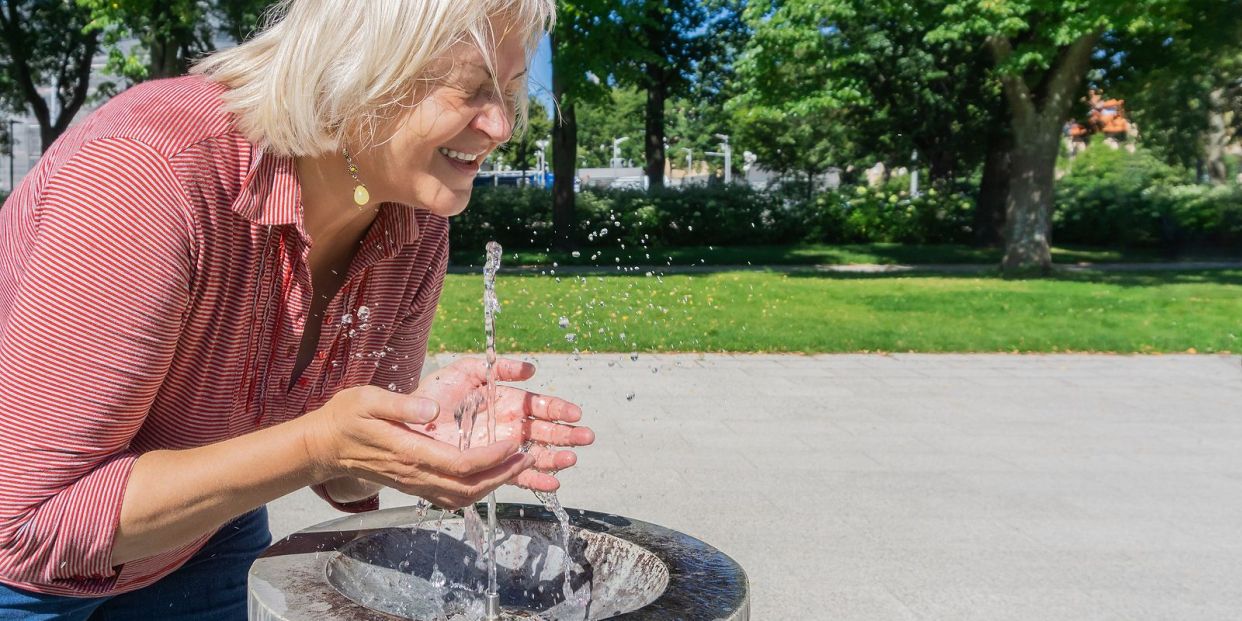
[342,147,370,208]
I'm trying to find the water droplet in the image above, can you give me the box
[340,313,353,326]
[626,392,635,401]
[387,383,397,391]
[558,316,570,329]
[356,306,371,322]
[651,367,659,373]
[564,333,576,342]
[571,251,581,258]
[630,352,639,361]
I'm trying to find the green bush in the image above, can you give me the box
[1055,141,1242,248]
[1054,142,1187,246]
[837,184,975,244]
[452,184,804,251]
[1155,184,1242,246]
[451,160,1237,253]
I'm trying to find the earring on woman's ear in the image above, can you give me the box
[342,147,370,208]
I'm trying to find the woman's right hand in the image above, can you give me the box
[301,385,534,508]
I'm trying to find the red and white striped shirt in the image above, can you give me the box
[0,76,449,596]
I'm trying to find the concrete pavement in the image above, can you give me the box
[267,353,1242,620]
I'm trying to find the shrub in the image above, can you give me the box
[1054,142,1188,246]
[1155,184,1242,246]
[451,160,1238,253]
[837,184,975,244]
[451,184,804,251]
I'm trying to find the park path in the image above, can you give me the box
[448,260,1242,275]
[268,353,1242,620]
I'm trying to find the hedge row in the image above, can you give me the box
[453,159,1242,251]
[451,182,980,251]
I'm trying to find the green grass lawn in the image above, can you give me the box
[429,269,1242,354]
[449,243,1240,268]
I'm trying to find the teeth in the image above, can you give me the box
[438,147,478,163]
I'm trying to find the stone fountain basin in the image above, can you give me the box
[248,503,749,620]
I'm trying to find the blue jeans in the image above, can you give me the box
[0,506,270,620]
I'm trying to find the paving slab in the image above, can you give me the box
[266,353,1242,620]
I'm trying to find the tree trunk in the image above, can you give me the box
[551,71,577,250]
[975,126,1010,247]
[148,34,188,80]
[0,1,99,152]
[643,72,666,191]
[1203,88,1230,184]
[639,0,667,192]
[1002,124,1059,274]
[927,146,956,184]
[988,33,1099,275]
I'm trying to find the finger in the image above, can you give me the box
[511,469,561,493]
[451,357,536,384]
[403,452,532,508]
[527,445,577,471]
[408,435,523,477]
[362,387,439,424]
[526,420,595,447]
[494,358,537,382]
[518,390,582,423]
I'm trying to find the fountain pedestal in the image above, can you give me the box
[248,503,749,620]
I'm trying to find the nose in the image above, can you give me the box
[473,98,515,145]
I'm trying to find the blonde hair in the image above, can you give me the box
[192,0,554,156]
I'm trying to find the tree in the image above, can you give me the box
[735,1,1011,242]
[79,0,275,84]
[574,85,644,168]
[0,0,100,151]
[731,0,848,188]
[79,0,213,82]
[495,98,553,173]
[550,0,628,248]
[932,0,1242,274]
[615,0,742,190]
[1105,20,1242,183]
[213,0,276,44]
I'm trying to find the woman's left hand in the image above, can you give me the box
[410,357,593,492]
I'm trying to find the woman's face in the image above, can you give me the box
[356,23,529,217]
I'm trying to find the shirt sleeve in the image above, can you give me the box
[0,138,196,589]
[310,225,449,513]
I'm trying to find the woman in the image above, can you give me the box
[0,0,591,618]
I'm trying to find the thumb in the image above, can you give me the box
[370,391,440,425]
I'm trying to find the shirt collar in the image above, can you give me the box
[230,146,302,226]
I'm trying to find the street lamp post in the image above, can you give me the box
[611,137,629,169]
[705,133,732,184]
[910,149,920,198]
[535,139,549,188]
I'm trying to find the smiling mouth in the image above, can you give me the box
[438,147,483,171]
